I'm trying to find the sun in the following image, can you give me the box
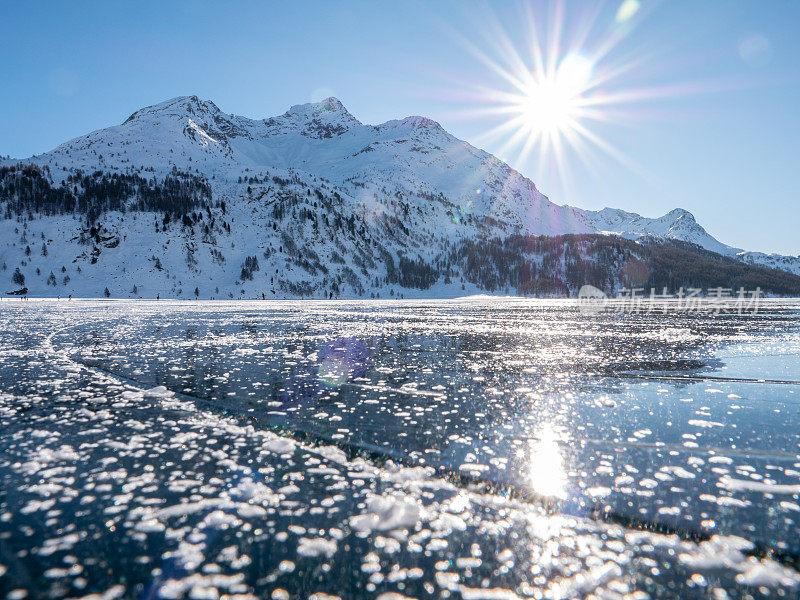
[520,80,573,136]
[436,1,675,192]
[517,53,594,138]
[437,1,730,196]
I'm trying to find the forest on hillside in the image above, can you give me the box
[0,163,211,221]
[426,234,800,297]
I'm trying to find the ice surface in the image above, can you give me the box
[1,298,800,599]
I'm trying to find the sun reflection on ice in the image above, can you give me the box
[527,427,568,500]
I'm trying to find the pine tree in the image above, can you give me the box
[240,256,260,281]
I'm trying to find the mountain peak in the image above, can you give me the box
[284,97,358,121]
[379,115,445,132]
[274,97,361,138]
[318,97,345,111]
[124,95,221,123]
[399,115,442,129]
[664,208,696,221]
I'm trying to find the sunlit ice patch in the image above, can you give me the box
[317,337,371,388]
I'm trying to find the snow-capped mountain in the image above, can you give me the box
[585,207,733,255]
[583,206,800,276]
[34,95,592,235]
[1,95,798,298]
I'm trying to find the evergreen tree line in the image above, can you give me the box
[381,234,800,295]
[0,163,212,221]
[446,234,800,296]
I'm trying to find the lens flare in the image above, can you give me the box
[738,33,772,68]
[615,0,640,24]
[317,337,371,388]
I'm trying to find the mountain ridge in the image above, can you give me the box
[1,95,798,298]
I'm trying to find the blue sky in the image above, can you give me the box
[1,1,798,254]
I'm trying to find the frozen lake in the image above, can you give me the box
[1,299,800,599]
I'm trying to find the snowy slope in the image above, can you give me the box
[2,95,798,297]
[734,251,800,277]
